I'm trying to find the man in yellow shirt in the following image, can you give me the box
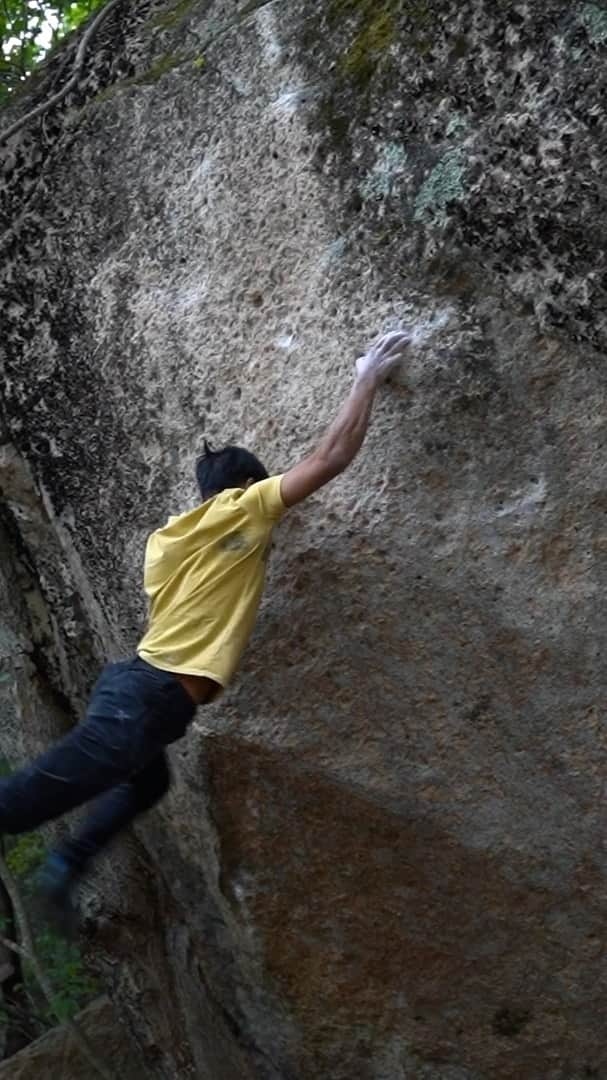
[0,331,409,921]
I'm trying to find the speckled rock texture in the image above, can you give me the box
[0,996,145,1079]
[1,1,607,1077]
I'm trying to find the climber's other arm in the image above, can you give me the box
[280,331,410,508]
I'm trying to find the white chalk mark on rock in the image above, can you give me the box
[275,333,297,351]
[408,306,452,347]
[256,3,282,66]
[489,477,547,520]
[271,83,321,117]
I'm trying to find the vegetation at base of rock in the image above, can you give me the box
[4,833,45,882]
[0,831,99,1042]
[33,929,98,1023]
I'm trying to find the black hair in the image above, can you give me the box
[196,440,269,500]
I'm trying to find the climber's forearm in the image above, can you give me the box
[313,374,377,474]
[280,329,410,508]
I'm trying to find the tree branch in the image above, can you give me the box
[0,851,116,1080]
[0,0,123,145]
[0,0,281,145]
[0,933,29,962]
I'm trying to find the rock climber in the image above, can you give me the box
[0,330,410,923]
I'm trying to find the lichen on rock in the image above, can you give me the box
[413,147,466,224]
[579,1,607,44]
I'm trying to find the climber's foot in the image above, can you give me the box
[33,853,79,938]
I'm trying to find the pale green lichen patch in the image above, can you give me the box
[414,147,466,225]
[579,3,607,44]
[445,113,467,138]
[360,142,408,200]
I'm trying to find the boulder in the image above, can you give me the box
[1,1,606,1076]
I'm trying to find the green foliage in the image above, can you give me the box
[34,930,99,1022]
[5,832,46,880]
[0,0,107,106]
[3,833,99,1024]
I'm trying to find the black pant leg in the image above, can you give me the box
[0,658,193,869]
[58,753,171,872]
[0,712,137,835]
[0,661,145,836]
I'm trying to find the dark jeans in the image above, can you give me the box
[0,657,195,873]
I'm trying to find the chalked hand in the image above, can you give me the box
[355,330,411,384]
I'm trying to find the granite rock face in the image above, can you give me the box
[0,996,144,1079]
[1,1,607,1077]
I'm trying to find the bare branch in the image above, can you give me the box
[0,0,281,145]
[0,0,123,145]
[0,933,28,961]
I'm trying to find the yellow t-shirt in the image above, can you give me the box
[137,475,286,687]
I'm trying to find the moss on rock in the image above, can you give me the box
[327,0,433,86]
[339,6,396,85]
[149,0,207,30]
[91,51,185,103]
[138,52,184,82]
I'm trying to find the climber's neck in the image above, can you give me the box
[174,673,221,705]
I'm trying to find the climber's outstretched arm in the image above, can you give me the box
[280,331,410,508]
